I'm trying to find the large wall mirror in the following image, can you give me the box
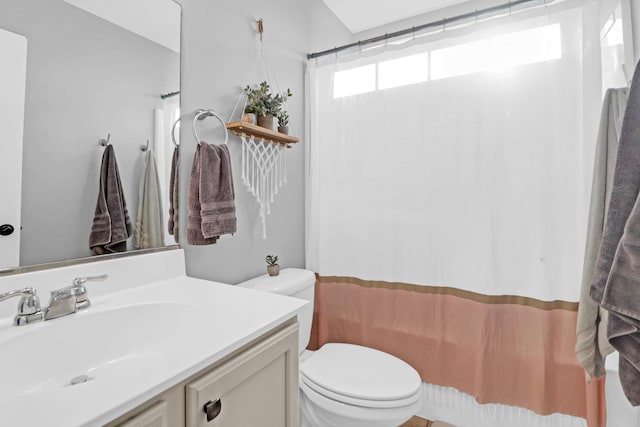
[0,0,181,273]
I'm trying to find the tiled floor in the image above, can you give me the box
[400,416,456,427]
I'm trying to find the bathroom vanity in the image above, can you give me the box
[108,320,298,427]
[0,249,305,427]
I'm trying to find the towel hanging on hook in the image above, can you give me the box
[192,109,229,145]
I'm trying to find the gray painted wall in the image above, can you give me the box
[309,0,354,53]
[0,0,179,266]
[176,0,349,284]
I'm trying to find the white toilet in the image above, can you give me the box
[238,268,422,427]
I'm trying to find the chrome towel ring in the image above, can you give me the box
[171,118,181,147]
[192,109,228,145]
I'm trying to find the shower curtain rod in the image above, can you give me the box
[307,0,545,60]
[161,90,180,100]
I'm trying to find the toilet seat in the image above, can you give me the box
[300,343,422,409]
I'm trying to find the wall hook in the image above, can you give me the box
[140,139,150,152]
[98,133,110,147]
[257,18,264,42]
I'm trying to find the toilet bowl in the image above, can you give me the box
[237,268,422,427]
[300,343,422,427]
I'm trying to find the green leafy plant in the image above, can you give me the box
[265,255,279,266]
[244,81,292,117]
[277,111,289,127]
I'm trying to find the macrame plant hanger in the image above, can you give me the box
[228,19,298,239]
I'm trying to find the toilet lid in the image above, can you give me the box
[300,343,421,402]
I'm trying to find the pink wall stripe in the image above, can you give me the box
[309,279,605,427]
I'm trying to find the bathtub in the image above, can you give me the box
[605,352,640,427]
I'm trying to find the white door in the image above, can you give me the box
[0,28,27,269]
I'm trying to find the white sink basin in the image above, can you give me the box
[0,277,306,427]
[0,302,202,398]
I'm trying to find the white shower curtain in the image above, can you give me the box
[154,100,180,246]
[305,1,612,426]
[306,1,602,302]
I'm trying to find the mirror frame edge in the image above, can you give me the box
[0,245,181,277]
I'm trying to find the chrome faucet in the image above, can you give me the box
[44,274,108,320]
[0,287,44,326]
[1,275,108,325]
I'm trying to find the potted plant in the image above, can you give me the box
[242,105,257,125]
[277,112,290,135]
[244,81,292,131]
[265,255,279,276]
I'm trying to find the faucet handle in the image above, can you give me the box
[70,274,108,309]
[0,287,43,326]
[72,274,108,286]
[16,289,42,316]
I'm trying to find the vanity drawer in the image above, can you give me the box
[116,400,168,427]
[186,322,299,427]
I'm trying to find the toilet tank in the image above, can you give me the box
[237,268,315,355]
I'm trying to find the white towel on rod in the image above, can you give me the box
[133,149,165,249]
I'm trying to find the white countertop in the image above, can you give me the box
[0,265,306,426]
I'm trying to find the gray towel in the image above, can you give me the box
[576,88,627,378]
[187,143,237,245]
[590,61,640,406]
[133,149,165,250]
[168,146,179,242]
[89,144,132,255]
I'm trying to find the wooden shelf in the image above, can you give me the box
[226,122,300,146]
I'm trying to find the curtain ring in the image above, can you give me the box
[475,10,478,25]
[442,18,447,32]
[412,26,416,41]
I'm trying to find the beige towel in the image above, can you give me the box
[187,143,237,245]
[89,144,132,254]
[133,149,165,249]
[167,146,179,242]
[576,88,627,378]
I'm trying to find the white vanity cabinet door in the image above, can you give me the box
[116,400,169,427]
[186,323,299,427]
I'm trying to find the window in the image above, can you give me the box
[333,64,376,98]
[333,23,563,98]
[603,18,623,46]
[378,53,430,90]
[432,24,561,79]
[431,40,490,80]
[490,24,562,70]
